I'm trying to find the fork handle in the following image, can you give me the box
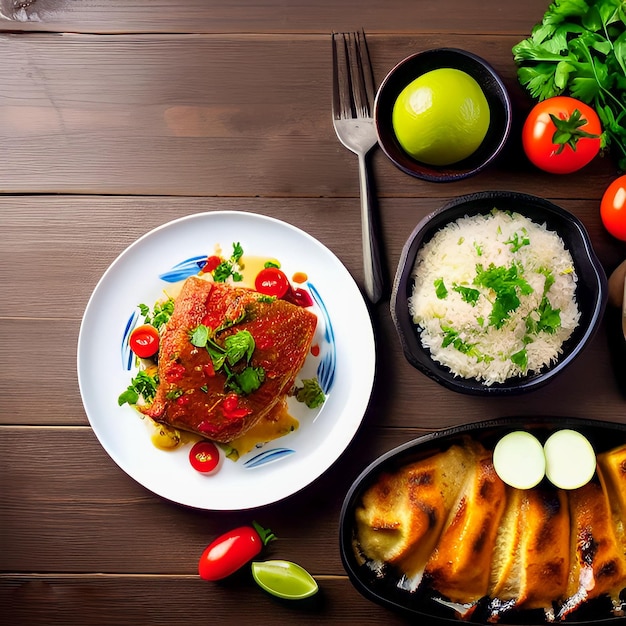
[358,152,385,304]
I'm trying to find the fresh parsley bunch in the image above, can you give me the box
[512,0,626,170]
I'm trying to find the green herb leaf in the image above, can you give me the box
[139,298,175,330]
[453,284,481,306]
[474,263,534,329]
[434,278,448,299]
[118,370,159,406]
[189,324,209,348]
[294,378,326,409]
[504,228,531,252]
[511,348,528,370]
[224,330,255,365]
[229,366,266,395]
[212,242,245,283]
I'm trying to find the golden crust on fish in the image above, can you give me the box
[354,439,626,621]
[562,478,626,616]
[354,442,477,585]
[424,447,506,603]
[516,488,570,609]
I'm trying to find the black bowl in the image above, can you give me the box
[391,191,607,395]
[339,416,626,625]
[375,48,512,182]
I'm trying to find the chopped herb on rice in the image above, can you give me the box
[409,209,580,385]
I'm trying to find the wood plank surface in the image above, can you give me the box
[0,0,550,34]
[0,32,619,197]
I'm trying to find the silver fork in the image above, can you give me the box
[332,30,385,304]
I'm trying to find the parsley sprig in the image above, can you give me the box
[118,370,159,406]
[512,0,626,169]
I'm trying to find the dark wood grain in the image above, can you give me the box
[0,0,549,34]
[0,33,620,197]
[1,3,625,625]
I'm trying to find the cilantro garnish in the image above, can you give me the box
[212,242,244,282]
[511,348,528,370]
[118,370,159,406]
[512,0,626,169]
[139,298,174,330]
[504,228,530,252]
[474,263,534,329]
[526,296,562,335]
[293,378,326,409]
[434,278,448,299]
[453,284,481,306]
[537,266,556,295]
[188,324,264,395]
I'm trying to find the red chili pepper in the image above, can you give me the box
[175,395,190,406]
[222,393,252,420]
[202,362,216,378]
[201,255,222,273]
[165,362,186,382]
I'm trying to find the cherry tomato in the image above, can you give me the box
[255,267,290,298]
[600,175,626,241]
[129,324,160,358]
[189,441,220,474]
[198,522,276,581]
[522,96,602,174]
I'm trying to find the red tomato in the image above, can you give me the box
[600,175,626,241]
[189,441,220,474]
[255,267,290,298]
[198,522,276,581]
[129,324,160,358]
[522,96,602,174]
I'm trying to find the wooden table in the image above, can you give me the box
[2,2,625,624]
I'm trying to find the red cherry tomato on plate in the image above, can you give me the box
[189,441,220,474]
[198,521,276,581]
[129,324,160,358]
[600,175,626,241]
[255,267,290,298]
[522,96,602,174]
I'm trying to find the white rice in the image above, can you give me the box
[408,209,580,385]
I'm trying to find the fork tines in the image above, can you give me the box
[332,31,376,120]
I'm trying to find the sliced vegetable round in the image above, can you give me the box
[544,429,596,490]
[521,96,601,174]
[198,522,276,581]
[129,324,160,358]
[600,175,626,241]
[251,560,319,600]
[189,441,220,474]
[255,267,290,298]
[493,431,546,489]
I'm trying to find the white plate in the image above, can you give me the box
[77,211,376,510]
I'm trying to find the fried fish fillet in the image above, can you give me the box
[424,445,506,603]
[354,441,478,590]
[140,276,317,443]
[558,477,626,620]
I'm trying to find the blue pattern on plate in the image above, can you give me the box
[309,282,336,393]
[243,448,295,468]
[122,310,139,370]
[159,255,207,283]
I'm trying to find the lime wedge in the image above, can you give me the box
[251,560,318,600]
